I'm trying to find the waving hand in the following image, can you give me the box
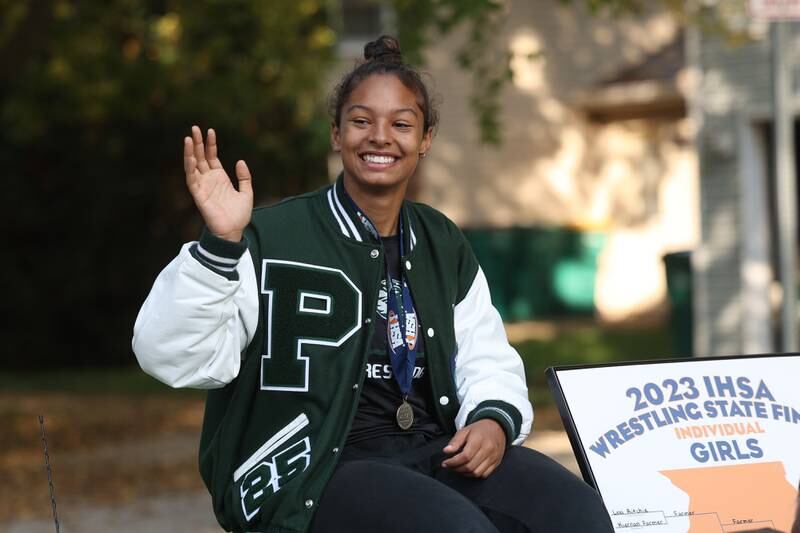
[184,126,253,242]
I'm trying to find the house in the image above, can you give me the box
[689,17,794,357]
[332,1,700,343]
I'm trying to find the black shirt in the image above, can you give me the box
[345,234,444,444]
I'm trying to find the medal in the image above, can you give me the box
[344,188,419,431]
[396,397,414,430]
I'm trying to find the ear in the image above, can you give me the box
[419,127,433,156]
[330,121,341,152]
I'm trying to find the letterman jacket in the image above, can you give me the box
[133,178,533,532]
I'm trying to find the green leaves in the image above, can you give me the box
[1,1,337,368]
[0,0,731,369]
[394,0,509,143]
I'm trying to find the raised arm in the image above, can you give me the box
[132,127,258,388]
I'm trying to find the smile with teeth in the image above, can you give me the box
[361,154,397,164]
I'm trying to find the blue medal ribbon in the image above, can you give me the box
[344,192,418,397]
[384,238,417,396]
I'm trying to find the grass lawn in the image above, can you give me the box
[1,323,672,403]
[0,323,674,442]
[0,323,673,521]
[516,323,673,406]
[0,367,202,395]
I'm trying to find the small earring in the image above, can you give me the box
[420,152,427,159]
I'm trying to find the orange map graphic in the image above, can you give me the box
[661,462,798,532]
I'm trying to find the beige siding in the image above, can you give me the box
[331,1,701,326]
[420,1,698,324]
[694,26,779,355]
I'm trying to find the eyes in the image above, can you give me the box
[350,117,414,130]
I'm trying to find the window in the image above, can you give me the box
[335,0,394,57]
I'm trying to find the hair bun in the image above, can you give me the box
[364,35,403,64]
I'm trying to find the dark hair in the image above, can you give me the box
[330,35,439,133]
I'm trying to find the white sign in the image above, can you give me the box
[548,355,800,533]
[750,0,800,19]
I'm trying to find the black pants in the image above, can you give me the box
[311,434,614,533]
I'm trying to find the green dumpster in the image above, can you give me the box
[663,251,693,357]
[552,231,605,313]
[464,227,604,321]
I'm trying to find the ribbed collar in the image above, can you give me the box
[325,174,418,253]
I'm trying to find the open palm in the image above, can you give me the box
[184,126,253,242]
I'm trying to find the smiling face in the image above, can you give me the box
[331,74,432,195]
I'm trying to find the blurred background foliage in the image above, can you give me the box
[3,0,337,369]
[2,0,727,370]
[0,325,671,403]
[0,0,514,369]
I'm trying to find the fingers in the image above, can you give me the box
[442,423,506,477]
[184,137,197,184]
[481,460,500,478]
[443,429,468,455]
[206,128,222,169]
[191,125,210,173]
[449,444,501,478]
[235,160,253,195]
[443,436,479,470]
[449,442,486,473]
[471,456,499,479]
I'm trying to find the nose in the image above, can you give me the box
[369,119,391,146]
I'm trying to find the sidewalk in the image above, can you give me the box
[3,431,579,533]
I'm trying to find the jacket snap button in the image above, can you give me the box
[405,260,412,270]
[370,249,380,259]
[364,317,371,324]
[305,499,314,509]
[427,328,435,338]
[332,447,339,454]
[352,383,359,390]
[439,396,449,406]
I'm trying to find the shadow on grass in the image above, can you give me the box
[0,324,671,521]
[0,368,209,521]
[0,367,203,395]
[3,322,672,399]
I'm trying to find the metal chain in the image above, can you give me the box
[38,415,60,533]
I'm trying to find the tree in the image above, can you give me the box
[0,0,517,369]
[1,0,739,369]
[393,0,511,144]
[1,1,338,368]
[561,0,752,40]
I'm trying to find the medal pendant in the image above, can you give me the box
[396,400,414,430]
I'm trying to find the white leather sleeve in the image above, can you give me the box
[132,243,259,389]
[452,267,534,444]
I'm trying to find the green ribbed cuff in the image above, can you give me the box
[466,400,522,445]
[189,228,247,281]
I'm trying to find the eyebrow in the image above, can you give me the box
[346,104,419,117]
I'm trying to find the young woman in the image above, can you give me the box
[133,36,614,533]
